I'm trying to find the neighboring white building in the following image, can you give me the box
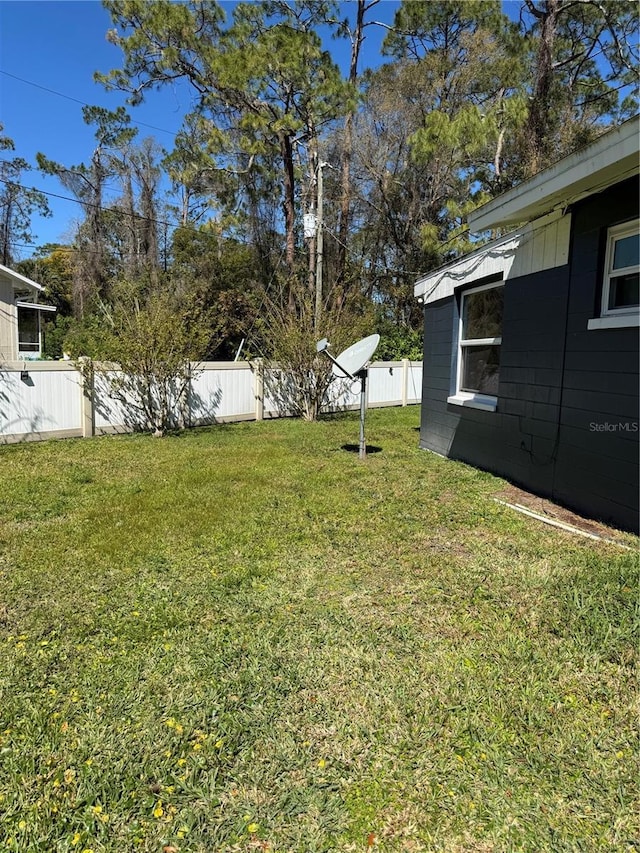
[0,263,56,361]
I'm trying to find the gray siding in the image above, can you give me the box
[553,176,639,529]
[420,176,639,532]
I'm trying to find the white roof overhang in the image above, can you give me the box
[414,207,571,304]
[469,115,640,232]
[16,300,57,312]
[0,262,44,293]
[414,231,519,303]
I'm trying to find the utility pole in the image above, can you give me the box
[315,161,326,329]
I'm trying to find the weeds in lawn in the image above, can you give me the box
[0,409,637,852]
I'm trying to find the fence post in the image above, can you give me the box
[254,359,264,421]
[179,362,192,430]
[402,359,409,406]
[80,358,94,438]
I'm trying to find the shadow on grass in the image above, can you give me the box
[339,443,383,454]
[318,411,357,422]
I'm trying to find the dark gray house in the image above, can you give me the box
[415,116,639,533]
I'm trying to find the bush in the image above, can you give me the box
[258,278,372,421]
[65,279,211,436]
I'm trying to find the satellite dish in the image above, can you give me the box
[316,333,380,460]
[332,334,380,378]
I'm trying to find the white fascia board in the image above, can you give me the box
[469,115,640,232]
[414,231,520,302]
[414,207,569,304]
[15,300,57,312]
[0,262,44,292]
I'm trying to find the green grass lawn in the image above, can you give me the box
[0,407,637,853]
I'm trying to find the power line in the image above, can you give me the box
[1,175,463,285]
[4,179,293,285]
[0,175,181,230]
[12,241,162,258]
[0,158,124,196]
[0,70,181,139]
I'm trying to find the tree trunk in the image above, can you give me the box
[281,132,297,311]
[307,133,318,303]
[336,0,368,291]
[123,168,137,277]
[1,193,12,266]
[525,0,560,176]
[137,146,159,282]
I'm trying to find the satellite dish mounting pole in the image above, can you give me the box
[316,334,380,461]
[357,368,367,459]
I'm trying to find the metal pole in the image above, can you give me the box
[315,161,324,329]
[359,369,367,459]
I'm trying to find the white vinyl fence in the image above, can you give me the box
[0,359,422,444]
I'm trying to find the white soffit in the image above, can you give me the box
[0,262,44,292]
[469,115,640,232]
[414,231,519,302]
[414,209,570,303]
[15,300,57,312]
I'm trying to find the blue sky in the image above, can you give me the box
[2,0,217,251]
[0,0,521,256]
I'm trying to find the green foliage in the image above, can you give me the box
[383,0,510,59]
[41,315,75,360]
[65,278,211,435]
[397,1,528,219]
[411,106,494,164]
[100,0,353,277]
[257,275,372,420]
[386,0,638,200]
[0,124,51,266]
[517,0,639,176]
[60,313,110,362]
[170,227,263,360]
[375,317,423,361]
[16,244,75,316]
[82,104,137,148]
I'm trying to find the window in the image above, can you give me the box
[602,220,639,315]
[17,306,40,354]
[588,219,639,330]
[448,281,504,411]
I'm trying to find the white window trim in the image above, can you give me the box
[587,314,640,330]
[16,302,55,358]
[589,218,639,329]
[448,280,503,412]
[447,391,498,411]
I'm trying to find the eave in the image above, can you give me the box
[0,262,44,293]
[469,115,640,232]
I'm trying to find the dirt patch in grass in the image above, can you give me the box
[494,483,636,547]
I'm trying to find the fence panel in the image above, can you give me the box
[93,369,135,432]
[1,358,422,443]
[406,362,423,404]
[324,375,360,412]
[0,362,82,439]
[262,366,289,418]
[190,363,255,423]
[368,362,404,407]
